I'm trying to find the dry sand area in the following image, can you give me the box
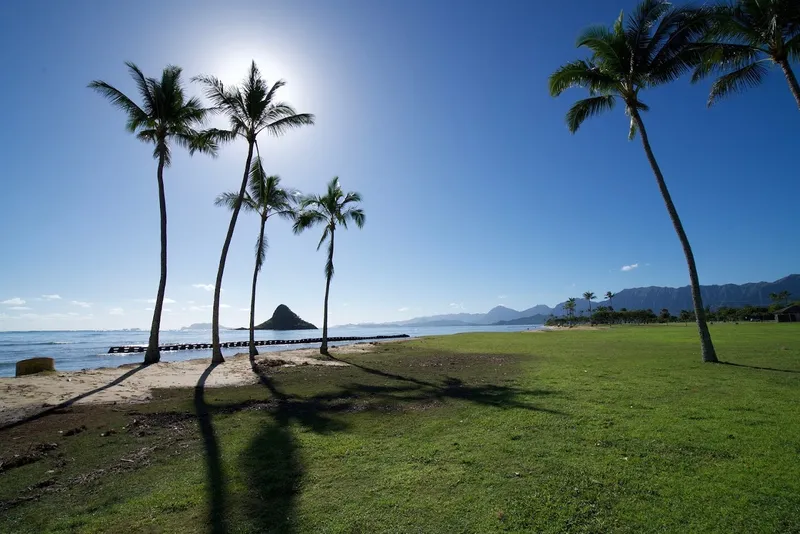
[0,344,384,427]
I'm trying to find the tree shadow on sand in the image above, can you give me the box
[0,364,147,431]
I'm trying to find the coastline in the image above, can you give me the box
[0,342,395,428]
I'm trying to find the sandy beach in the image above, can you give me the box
[0,343,386,427]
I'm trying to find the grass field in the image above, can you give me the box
[1,324,799,533]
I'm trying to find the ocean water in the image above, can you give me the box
[0,325,541,377]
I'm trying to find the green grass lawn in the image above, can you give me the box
[1,324,799,533]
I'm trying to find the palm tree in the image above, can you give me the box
[565,298,578,327]
[215,158,297,360]
[780,290,791,305]
[293,178,365,355]
[549,0,719,363]
[583,291,596,313]
[89,63,218,364]
[605,291,615,309]
[195,61,314,363]
[692,0,800,109]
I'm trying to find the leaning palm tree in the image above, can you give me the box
[549,0,719,362]
[90,62,218,364]
[293,178,365,355]
[215,158,297,360]
[692,0,800,109]
[195,61,314,363]
[583,291,596,313]
[605,291,616,309]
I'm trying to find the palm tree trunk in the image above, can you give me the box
[144,152,167,365]
[778,59,800,111]
[320,230,334,355]
[212,139,255,363]
[248,217,267,360]
[631,110,718,363]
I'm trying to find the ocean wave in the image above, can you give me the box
[0,341,79,347]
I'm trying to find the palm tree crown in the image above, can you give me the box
[293,178,366,278]
[549,0,710,138]
[90,62,218,162]
[195,61,314,144]
[692,0,800,108]
[215,158,298,271]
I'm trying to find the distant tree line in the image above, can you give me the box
[546,291,795,327]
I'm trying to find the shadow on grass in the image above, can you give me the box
[192,352,560,533]
[0,364,147,431]
[719,361,800,374]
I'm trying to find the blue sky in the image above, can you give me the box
[1,0,798,330]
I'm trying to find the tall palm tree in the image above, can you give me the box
[605,291,616,309]
[549,0,719,363]
[565,298,578,326]
[90,62,218,364]
[293,178,365,355]
[692,0,800,109]
[583,291,596,313]
[215,157,297,360]
[195,61,314,363]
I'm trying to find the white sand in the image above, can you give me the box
[0,344,385,426]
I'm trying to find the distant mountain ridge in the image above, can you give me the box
[345,275,799,327]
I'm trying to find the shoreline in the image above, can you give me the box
[0,342,397,428]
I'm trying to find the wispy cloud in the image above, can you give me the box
[144,298,176,304]
[192,284,214,292]
[72,300,92,308]
[41,294,61,300]
[621,263,639,272]
[9,306,30,310]
[2,298,25,306]
[449,303,465,310]
[398,307,409,312]
[109,307,124,316]
[221,304,231,309]
[498,295,508,300]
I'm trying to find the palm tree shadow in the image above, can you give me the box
[328,354,562,414]
[719,361,800,374]
[233,353,561,532]
[0,364,147,431]
[195,363,227,534]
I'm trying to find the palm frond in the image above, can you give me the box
[254,227,268,273]
[691,43,761,82]
[325,237,335,280]
[343,208,365,229]
[88,80,149,132]
[565,95,616,133]
[260,112,316,137]
[292,208,328,234]
[707,60,769,105]
[548,60,620,96]
[317,225,331,251]
[124,62,156,115]
[576,25,624,70]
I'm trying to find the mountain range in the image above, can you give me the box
[346,275,799,327]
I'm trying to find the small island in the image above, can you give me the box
[249,304,317,330]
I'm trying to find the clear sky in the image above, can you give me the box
[1,0,798,331]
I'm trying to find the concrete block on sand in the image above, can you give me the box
[16,357,55,377]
